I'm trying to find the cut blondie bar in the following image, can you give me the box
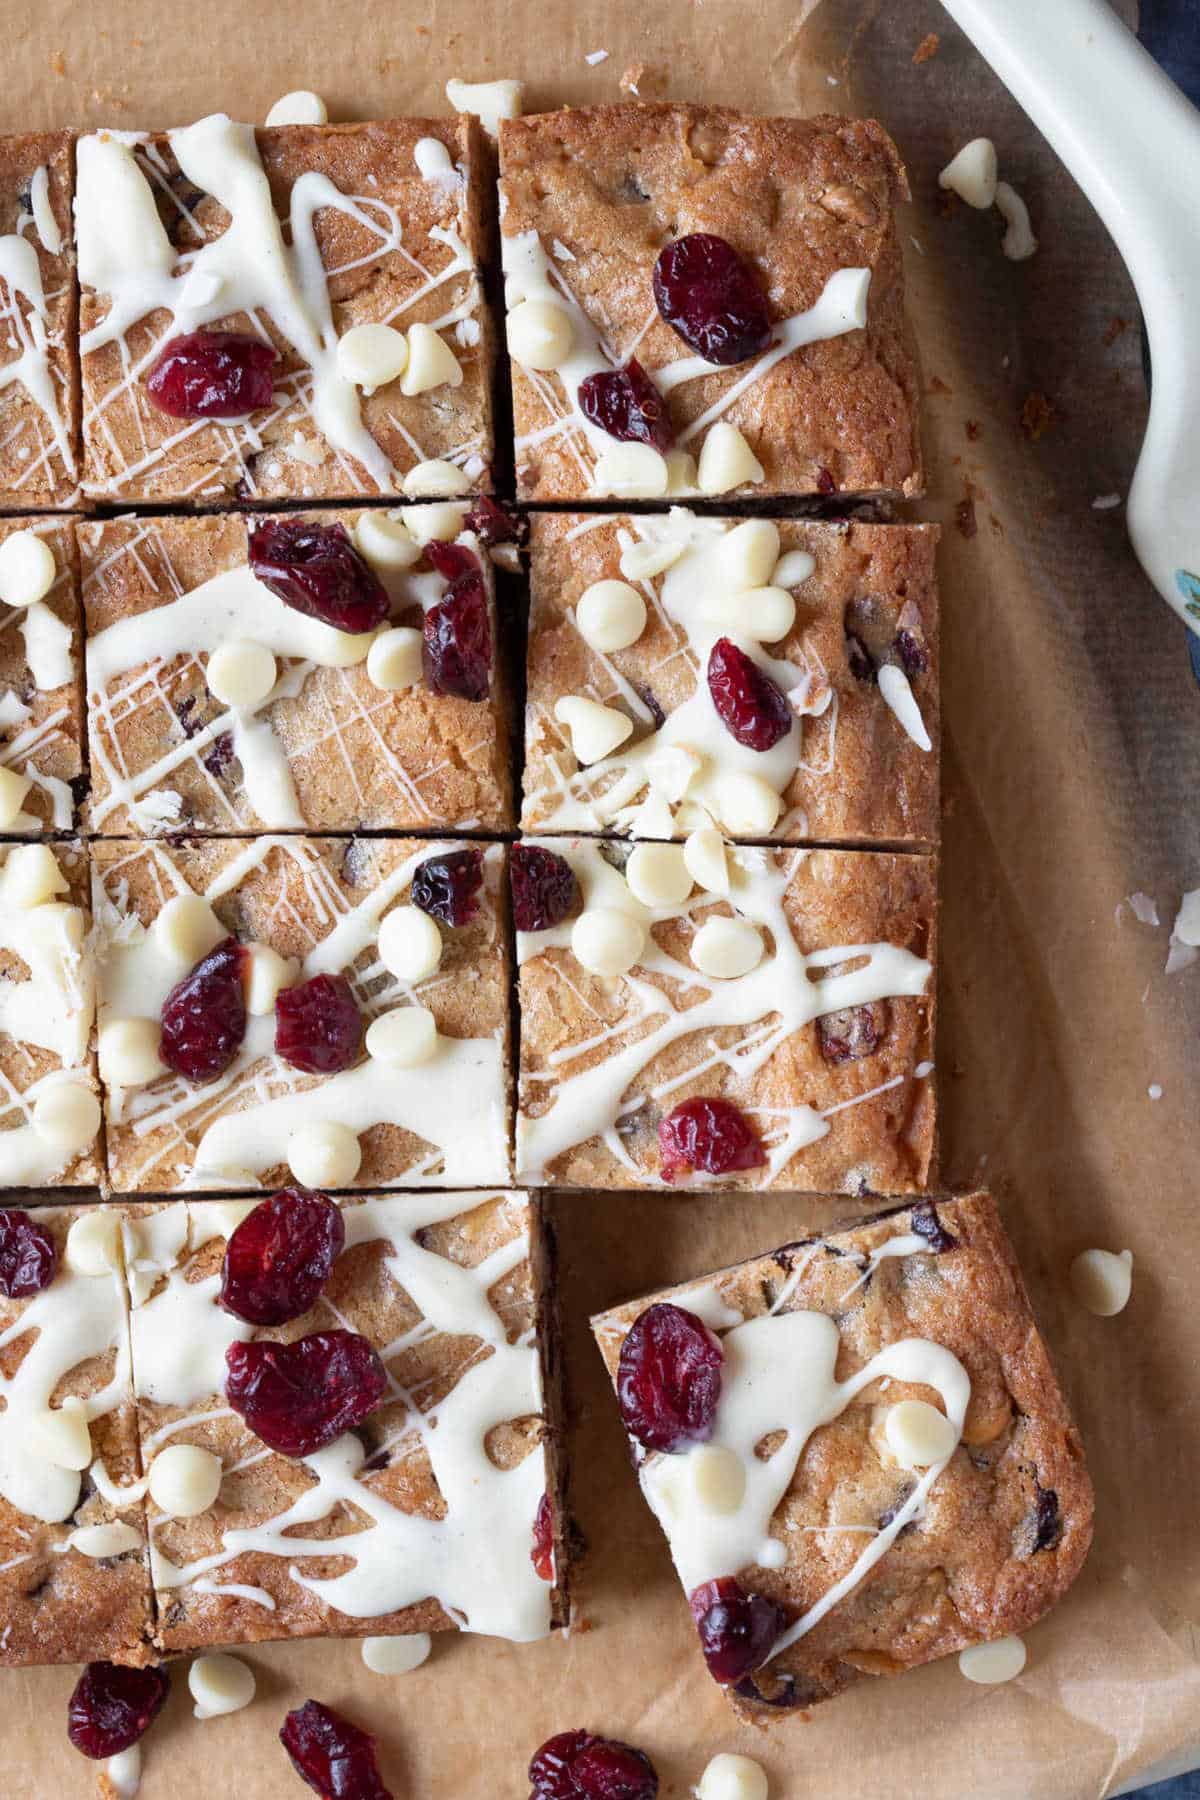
[0,132,78,510]
[0,516,85,832]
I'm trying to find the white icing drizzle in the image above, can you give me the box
[0,223,76,492]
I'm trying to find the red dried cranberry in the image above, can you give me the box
[0,1209,56,1297]
[706,638,792,752]
[531,1491,555,1581]
[689,1577,787,1685]
[159,936,248,1084]
[816,466,838,496]
[616,1302,723,1454]
[225,1330,387,1456]
[652,234,772,365]
[894,628,928,678]
[909,1201,956,1254]
[465,496,527,548]
[220,1189,345,1326]
[658,1098,765,1183]
[530,1731,597,1800]
[424,539,481,582]
[281,1699,392,1800]
[411,847,484,927]
[250,520,390,635]
[511,845,578,933]
[423,570,492,700]
[579,358,674,451]
[275,973,362,1074]
[145,330,277,419]
[67,1661,170,1759]
[817,1003,883,1064]
[529,1730,658,1800]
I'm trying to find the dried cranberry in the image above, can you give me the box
[145,330,277,419]
[203,730,235,777]
[159,936,248,1083]
[894,628,928,678]
[706,639,792,752]
[424,539,480,582]
[0,1209,56,1298]
[221,1189,345,1326]
[67,1661,170,1759]
[578,358,674,451]
[531,1490,555,1581]
[529,1730,658,1800]
[909,1200,956,1254]
[652,234,772,365]
[510,845,579,932]
[281,1699,392,1800]
[531,1731,596,1800]
[658,1098,765,1183]
[423,570,492,700]
[225,1330,387,1457]
[465,496,527,548]
[616,1302,723,1453]
[249,520,390,635]
[275,973,362,1074]
[817,1004,883,1064]
[411,847,484,927]
[1031,1485,1061,1552]
[690,1577,787,1685]
[816,466,838,496]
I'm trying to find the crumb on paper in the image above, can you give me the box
[996,179,1038,259]
[910,235,926,256]
[826,74,839,86]
[1148,1083,1163,1101]
[1103,315,1129,346]
[585,49,609,65]
[50,48,65,75]
[965,420,982,441]
[1021,390,1056,441]
[913,31,940,63]
[620,61,664,98]
[1092,492,1121,510]
[928,374,952,396]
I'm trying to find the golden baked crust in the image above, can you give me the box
[0,516,84,833]
[499,105,922,502]
[591,1193,1093,1714]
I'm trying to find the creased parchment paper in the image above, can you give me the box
[6,0,1200,1794]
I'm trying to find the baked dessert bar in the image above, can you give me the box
[516,838,935,1191]
[126,1190,565,1651]
[0,516,85,833]
[0,133,79,510]
[80,505,511,835]
[0,1201,153,1666]
[92,835,512,1193]
[591,1193,1092,1715]
[522,511,938,846]
[499,105,922,504]
[76,115,495,504]
[0,841,102,1187]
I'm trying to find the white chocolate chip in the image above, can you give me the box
[207,1198,258,1239]
[362,1633,432,1675]
[400,502,469,546]
[718,520,780,591]
[715,771,782,837]
[149,1444,222,1518]
[592,442,671,499]
[402,459,473,498]
[153,894,225,968]
[877,663,933,752]
[206,639,277,710]
[367,628,424,692]
[506,298,574,372]
[691,916,763,979]
[243,943,299,1016]
[575,580,646,653]
[355,513,421,571]
[938,137,998,209]
[35,1396,91,1470]
[996,180,1038,260]
[689,1445,746,1516]
[705,586,795,643]
[33,1083,100,1155]
[378,905,443,982]
[365,1006,439,1067]
[0,765,31,828]
[336,322,409,394]
[445,77,524,139]
[107,1746,141,1800]
[554,696,634,765]
[959,1635,1027,1684]
[315,628,377,668]
[572,907,646,978]
[683,827,730,897]
[772,549,816,589]
[883,1398,958,1469]
[189,1653,256,1720]
[401,323,463,396]
[696,1753,769,1800]
[664,449,698,495]
[1069,1247,1133,1317]
[618,535,686,582]
[0,843,67,909]
[66,1210,124,1277]
[98,1018,168,1089]
[697,422,764,495]
[625,843,692,909]
[266,90,328,126]
[69,1521,142,1559]
[0,530,56,608]
[288,1120,362,1188]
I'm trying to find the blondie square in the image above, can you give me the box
[0,516,85,833]
[516,838,935,1192]
[76,115,495,504]
[591,1193,1093,1715]
[522,511,938,847]
[0,1200,153,1667]
[499,106,922,504]
[0,132,79,510]
[92,835,512,1193]
[0,841,102,1188]
[125,1190,565,1652]
[80,505,512,835]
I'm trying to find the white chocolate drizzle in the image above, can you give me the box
[0,211,77,495]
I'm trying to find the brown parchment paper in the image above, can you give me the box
[7,0,1200,1794]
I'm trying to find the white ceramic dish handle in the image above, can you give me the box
[939,0,1200,637]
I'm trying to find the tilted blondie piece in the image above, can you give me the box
[499,105,922,504]
[76,115,495,504]
[0,841,102,1187]
[80,504,511,835]
[93,835,512,1193]
[516,838,935,1191]
[0,517,85,833]
[0,132,79,509]
[523,511,938,846]
[0,1202,153,1666]
[592,1194,1092,1715]
[124,1190,565,1652]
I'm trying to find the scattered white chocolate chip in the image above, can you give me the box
[401,323,463,396]
[66,1209,124,1278]
[313,627,376,667]
[625,842,692,909]
[0,765,32,828]
[646,743,703,803]
[153,894,225,968]
[69,1521,143,1559]
[959,1635,1027,1684]
[445,78,524,140]
[378,905,443,982]
[691,916,763,979]
[207,1198,258,1239]
[106,1746,141,1800]
[206,639,277,710]
[402,459,473,498]
[29,164,62,256]
[572,908,646,978]
[33,1083,101,1154]
[619,535,685,582]
[98,1018,168,1089]
[717,586,795,643]
[697,422,764,495]
[355,512,421,571]
[938,137,998,209]
[883,1398,958,1469]
[1069,1247,1133,1317]
[684,827,730,897]
[266,90,328,127]
[189,1652,256,1720]
[772,549,816,589]
[365,1006,439,1067]
[996,181,1037,260]
[403,503,471,549]
[149,1444,223,1518]
[696,1752,769,1800]
[0,529,56,608]
[664,449,698,495]
[575,579,646,653]
[367,627,424,692]
[243,943,298,1016]
[689,1445,746,1516]
[36,1396,91,1470]
[877,663,933,752]
[0,842,67,908]
[715,771,782,837]
[506,297,574,372]
[362,1633,433,1675]
[592,442,671,498]
[718,520,780,591]
[288,1121,362,1189]
[554,696,634,765]
[336,322,409,394]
